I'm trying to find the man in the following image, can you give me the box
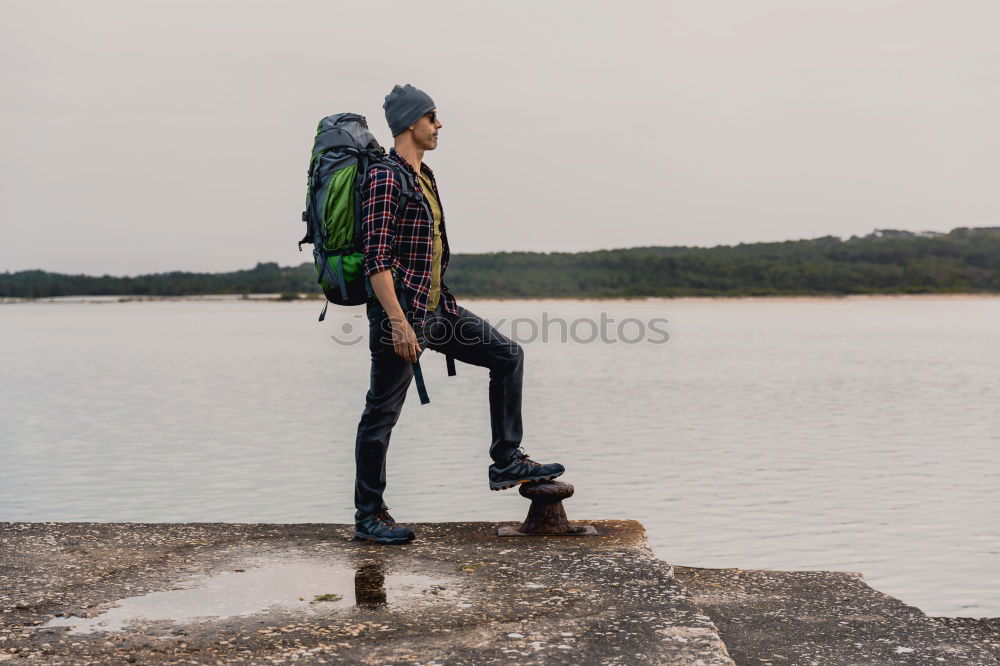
[353,84,565,544]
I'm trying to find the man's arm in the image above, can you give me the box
[361,167,421,363]
[369,269,420,362]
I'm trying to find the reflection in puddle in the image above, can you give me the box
[46,556,451,634]
[355,563,387,608]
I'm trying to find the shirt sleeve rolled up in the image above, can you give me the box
[361,167,401,277]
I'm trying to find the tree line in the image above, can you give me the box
[3,227,999,299]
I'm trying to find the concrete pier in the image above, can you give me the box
[673,566,999,665]
[0,521,996,664]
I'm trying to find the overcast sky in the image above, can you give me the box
[2,0,998,275]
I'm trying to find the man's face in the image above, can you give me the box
[411,109,442,150]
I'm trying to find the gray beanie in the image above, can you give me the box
[383,84,435,137]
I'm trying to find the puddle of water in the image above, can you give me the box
[46,556,451,634]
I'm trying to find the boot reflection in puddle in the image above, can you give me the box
[355,563,387,608]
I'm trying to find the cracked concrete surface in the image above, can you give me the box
[673,565,998,665]
[2,521,995,664]
[0,521,732,665]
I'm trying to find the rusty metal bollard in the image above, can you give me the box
[497,481,597,537]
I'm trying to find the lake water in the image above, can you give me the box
[1,296,998,617]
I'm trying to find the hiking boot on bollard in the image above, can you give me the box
[354,510,415,544]
[489,448,565,491]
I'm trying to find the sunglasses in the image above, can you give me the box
[425,110,438,124]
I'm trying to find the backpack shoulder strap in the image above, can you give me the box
[389,277,432,405]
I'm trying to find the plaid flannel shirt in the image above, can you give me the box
[361,148,458,326]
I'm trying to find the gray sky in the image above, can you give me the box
[2,0,998,275]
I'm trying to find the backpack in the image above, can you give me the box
[298,112,423,318]
[298,112,445,404]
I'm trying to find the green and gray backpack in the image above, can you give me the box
[298,113,420,320]
[298,113,447,404]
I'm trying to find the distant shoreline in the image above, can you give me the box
[4,292,1000,305]
[4,228,998,299]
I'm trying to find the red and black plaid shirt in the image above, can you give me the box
[361,148,459,326]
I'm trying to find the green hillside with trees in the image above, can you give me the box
[3,227,999,299]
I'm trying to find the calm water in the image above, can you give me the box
[1,296,998,617]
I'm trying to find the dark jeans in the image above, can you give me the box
[354,299,524,521]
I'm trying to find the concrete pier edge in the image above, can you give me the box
[1,521,997,664]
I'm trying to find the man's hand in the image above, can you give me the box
[370,269,420,363]
[390,315,421,363]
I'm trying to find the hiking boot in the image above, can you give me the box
[354,510,415,544]
[489,448,565,491]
